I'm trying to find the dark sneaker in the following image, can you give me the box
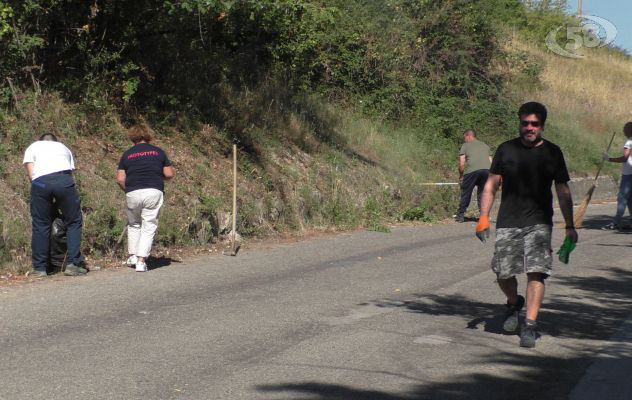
[64,263,88,276]
[520,323,537,348]
[77,260,90,272]
[503,295,525,332]
[454,215,465,223]
[601,222,619,231]
[27,269,47,278]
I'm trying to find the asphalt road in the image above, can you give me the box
[2,203,632,400]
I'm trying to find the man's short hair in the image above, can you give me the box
[624,122,632,134]
[464,129,476,137]
[518,102,548,125]
[127,125,153,144]
[39,133,58,141]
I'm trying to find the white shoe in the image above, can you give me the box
[126,255,137,267]
[135,262,147,272]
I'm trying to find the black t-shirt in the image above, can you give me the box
[490,137,570,228]
[117,143,172,193]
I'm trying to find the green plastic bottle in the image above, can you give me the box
[557,237,577,264]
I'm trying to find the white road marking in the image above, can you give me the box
[413,335,453,345]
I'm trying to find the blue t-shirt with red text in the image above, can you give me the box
[118,143,172,193]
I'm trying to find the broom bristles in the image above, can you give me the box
[570,131,615,229]
[574,185,596,228]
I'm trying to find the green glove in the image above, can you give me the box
[557,237,577,264]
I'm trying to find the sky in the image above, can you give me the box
[568,0,632,53]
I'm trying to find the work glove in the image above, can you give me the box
[476,215,490,243]
[602,153,610,161]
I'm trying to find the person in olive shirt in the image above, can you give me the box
[455,129,491,222]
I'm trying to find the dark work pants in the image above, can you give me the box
[456,169,489,217]
[30,172,83,271]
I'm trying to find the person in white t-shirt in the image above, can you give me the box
[602,122,632,230]
[22,133,87,277]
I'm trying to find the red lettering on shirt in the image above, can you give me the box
[127,150,160,159]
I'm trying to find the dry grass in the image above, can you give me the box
[3,39,630,276]
[0,90,453,275]
[503,36,632,175]
[509,36,632,137]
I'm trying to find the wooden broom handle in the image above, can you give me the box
[594,131,617,182]
[595,131,617,182]
[232,144,237,246]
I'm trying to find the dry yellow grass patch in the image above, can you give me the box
[510,36,632,135]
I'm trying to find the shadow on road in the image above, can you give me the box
[255,352,611,399]
[147,256,180,271]
[254,351,593,400]
[255,346,630,399]
[364,266,632,340]
[579,214,612,230]
[256,266,632,400]
[580,214,632,234]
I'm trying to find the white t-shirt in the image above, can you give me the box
[623,139,632,175]
[22,141,75,181]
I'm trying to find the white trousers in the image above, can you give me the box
[126,188,164,258]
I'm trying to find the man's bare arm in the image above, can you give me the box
[458,155,465,182]
[116,169,126,191]
[479,173,502,217]
[24,163,34,182]
[555,182,578,243]
[606,148,631,163]
[163,166,174,180]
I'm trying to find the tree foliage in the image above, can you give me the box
[0,0,580,142]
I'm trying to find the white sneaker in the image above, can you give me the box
[135,262,147,272]
[126,255,137,267]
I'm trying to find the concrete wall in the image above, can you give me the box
[567,176,618,204]
[463,175,617,216]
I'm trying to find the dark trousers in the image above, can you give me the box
[456,169,489,217]
[30,173,83,270]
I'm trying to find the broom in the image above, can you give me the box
[223,144,240,256]
[574,130,617,228]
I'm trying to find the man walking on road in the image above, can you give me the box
[455,129,491,222]
[475,102,577,348]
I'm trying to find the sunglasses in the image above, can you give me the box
[520,120,542,128]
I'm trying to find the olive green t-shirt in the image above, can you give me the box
[459,139,491,175]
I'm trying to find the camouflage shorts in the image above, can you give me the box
[491,224,553,279]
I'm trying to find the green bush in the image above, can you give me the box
[1,0,610,274]
[402,206,433,223]
[364,197,389,233]
[0,0,530,146]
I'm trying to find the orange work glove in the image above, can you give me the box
[476,215,490,242]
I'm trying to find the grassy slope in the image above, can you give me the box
[2,38,632,276]
[0,90,458,275]
[507,36,632,176]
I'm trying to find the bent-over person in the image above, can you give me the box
[23,133,87,277]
